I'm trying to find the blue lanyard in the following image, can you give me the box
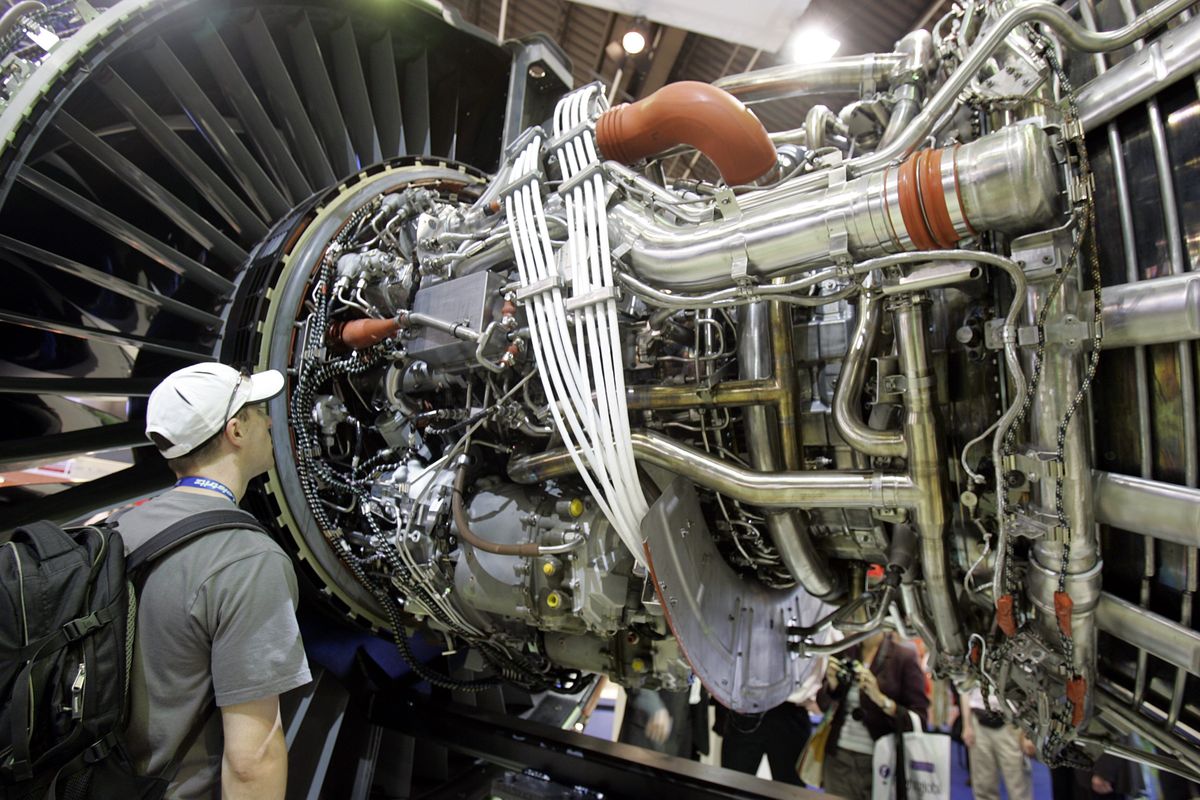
[176,476,237,504]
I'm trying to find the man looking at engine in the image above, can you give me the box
[118,363,311,798]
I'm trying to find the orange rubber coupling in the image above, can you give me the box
[328,318,402,350]
[595,81,777,187]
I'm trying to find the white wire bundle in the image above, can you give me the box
[503,85,649,564]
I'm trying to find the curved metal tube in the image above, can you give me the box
[847,0,1194,176]
[833,287,906,458]
[714,54,906,104]
[595,81,777,186]
[739,302,838,597]
[879,83,920,148]
[508,431,917,509]
[892,298,962,657]
[614,267,853,310]
[453,466,539,556]
[609,124,1058,290]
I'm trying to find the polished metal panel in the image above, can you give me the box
[407,270,505,367]
[640,476,829,712]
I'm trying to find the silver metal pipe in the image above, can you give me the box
[1109,0,1200,729]
[399,310,481,342]
[769,128,807,147]
[1096,592,1200,677]
[833,289,906,458]
[1020,260,1100,696]
[739,302,838,597]
[614,267,851,310]
[1078,13,1200,132]
[892,297,963,657]
[1100,272,1200,349]
[714,54,906,104]
[879,261,983,295]
[1075,737,1200,785]
[879,83,921,149]
[1092,471,1200,549]
[1079,0,1163,710]
[900,581,940,666]
[1095,688,1200,775]
[603,161,712,224]
[507,431,917,509]
[846,0,1195,177]
[611,125,1058,290]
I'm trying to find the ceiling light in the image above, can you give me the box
[621,28,646,55]
[786,27,840,64]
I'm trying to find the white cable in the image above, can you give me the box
[506,143,619,530]
[559,87,648,554]
[522,142,617,504]
[576,91,649,534]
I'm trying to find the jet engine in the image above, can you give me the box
[1,0,1198,781]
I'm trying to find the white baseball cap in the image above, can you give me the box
[145,363,284,459]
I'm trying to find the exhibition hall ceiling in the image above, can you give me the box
[441,0,955,178]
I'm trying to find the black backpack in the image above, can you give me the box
[1,509,267,800]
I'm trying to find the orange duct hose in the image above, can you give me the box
[595,81,777,187]
[327,318,401,350]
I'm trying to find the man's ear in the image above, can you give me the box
[224,415,247,447]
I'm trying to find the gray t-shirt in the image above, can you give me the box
[117,490,312,799]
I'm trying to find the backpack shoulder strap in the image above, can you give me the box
[127,509,268,574]
[14,519,80,559]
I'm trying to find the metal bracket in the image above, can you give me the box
[545,118,594,154]
[727,233,754,292]
[1008,510,1068,541]
[1003,449,1066,482]
[826,211,850,262]
[882,374,907,396]
[713,187,742,222]
[873,355,901,403]
[504,124,547,160]
[563,286,619,312]
[557,160,604,197]
[499,169,542,199]
[514,275,565,302]
[872,507,909,523]
[984,315,1098,351]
